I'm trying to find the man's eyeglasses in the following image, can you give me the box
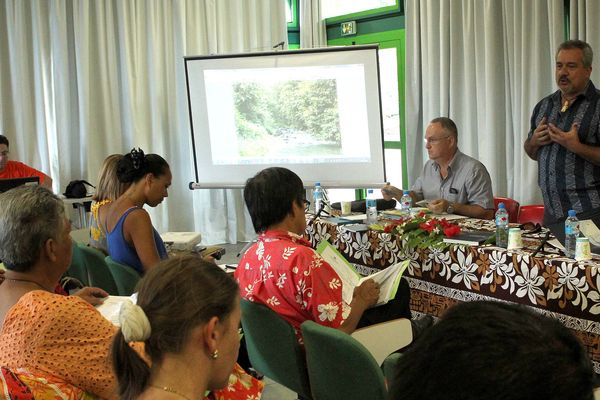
[0,151,9,157]
[424,135,451,145]
[303,199,311,212]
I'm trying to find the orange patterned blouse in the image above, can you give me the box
[0,290,117,398]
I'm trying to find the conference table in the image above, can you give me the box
[305,216,600,373]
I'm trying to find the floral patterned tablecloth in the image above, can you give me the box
[305,217,600,372]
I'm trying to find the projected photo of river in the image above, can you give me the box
[232,79,342,159]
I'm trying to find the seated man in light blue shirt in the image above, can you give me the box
[382,117,494,220]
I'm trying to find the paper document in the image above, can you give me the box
[351,318,412,365]
[579,220,600,247]
[433,213,466,221]
[548,238,565,251]
[340,214,367,221]
[316,241,409,306]
[96,294,138,327]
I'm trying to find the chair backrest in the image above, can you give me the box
[494,196,520,223]
[301,320,387,400]
[66,243,90,286]
[104,256,141,296]
[67,243,119,295]
[240,299,312,399]
[518,204,545,226]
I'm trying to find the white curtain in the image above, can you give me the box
[299,0,327,49]
[569,0,600,85]
[0,0,287,244]
[405,0,564,206]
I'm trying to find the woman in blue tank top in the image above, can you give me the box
[105,148,170,274]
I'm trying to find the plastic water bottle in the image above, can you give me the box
[565,210,579,258]
[495,202,509,248]
[366,189,378,224]
[400,190,412,215]
[313,182,324,214]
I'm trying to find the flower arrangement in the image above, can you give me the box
[375,211,462,249]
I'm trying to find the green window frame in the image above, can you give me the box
[329,29,408,198]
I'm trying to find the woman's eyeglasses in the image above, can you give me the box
[303,199,311,212]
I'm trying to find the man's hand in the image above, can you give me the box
[381,184,401,201]
[428,198,449,214]
[73,286,109,306]
[352,278,380,309]
[530,117,553,147]
[548,122,580,152]
[525,117,552,160]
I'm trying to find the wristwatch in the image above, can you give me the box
[446,203,455,214]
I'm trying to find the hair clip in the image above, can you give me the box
[130,148,145,170]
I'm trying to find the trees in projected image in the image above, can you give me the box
[233,80,342,157]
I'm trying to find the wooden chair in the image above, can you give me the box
[494,197,520,223]
[240,299,312,399]
[518,204,545,226]
[301,320,388,400]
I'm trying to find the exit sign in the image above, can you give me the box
[341,21,356,36]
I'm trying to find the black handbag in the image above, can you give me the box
[63,180,95,198]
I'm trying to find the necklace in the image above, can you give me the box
[150,385,194,400]
[4,278,51,292]
[561,93,580,113]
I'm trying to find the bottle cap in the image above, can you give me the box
[403,190,410,195]
[568,209,576,217]
[315,182,321,186]
[498,202,505,209]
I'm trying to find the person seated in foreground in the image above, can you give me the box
[235,167,430,340]
[89,154,130,254]
[0,186,262,400]
[112,256,248,400]
[388,300,596,400]
[0,134,52,189]
[0,185,114,398]
[382,117,494,219]
[105,148,170,274]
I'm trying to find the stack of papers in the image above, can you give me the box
[96,294,138,326]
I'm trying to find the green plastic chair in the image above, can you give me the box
[240,299,312,399]
[67,243,119,295]
[301,320,388,400]
[104,256,141,296]
[66,243,90,287]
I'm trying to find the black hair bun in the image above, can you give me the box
[117,147,147,183]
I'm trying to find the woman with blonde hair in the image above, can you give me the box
[89,154,130,254]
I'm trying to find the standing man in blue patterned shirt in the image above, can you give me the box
[524,40,600,239]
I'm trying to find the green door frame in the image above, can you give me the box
[328,30,407,198]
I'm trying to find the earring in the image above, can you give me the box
[211,349,219,359]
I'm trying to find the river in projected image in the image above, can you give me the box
[232,79,342,159]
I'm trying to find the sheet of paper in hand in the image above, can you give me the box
[316,241,409,307]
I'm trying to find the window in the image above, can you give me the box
[322,0,397,19]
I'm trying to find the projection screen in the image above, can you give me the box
[184,45,386,188]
